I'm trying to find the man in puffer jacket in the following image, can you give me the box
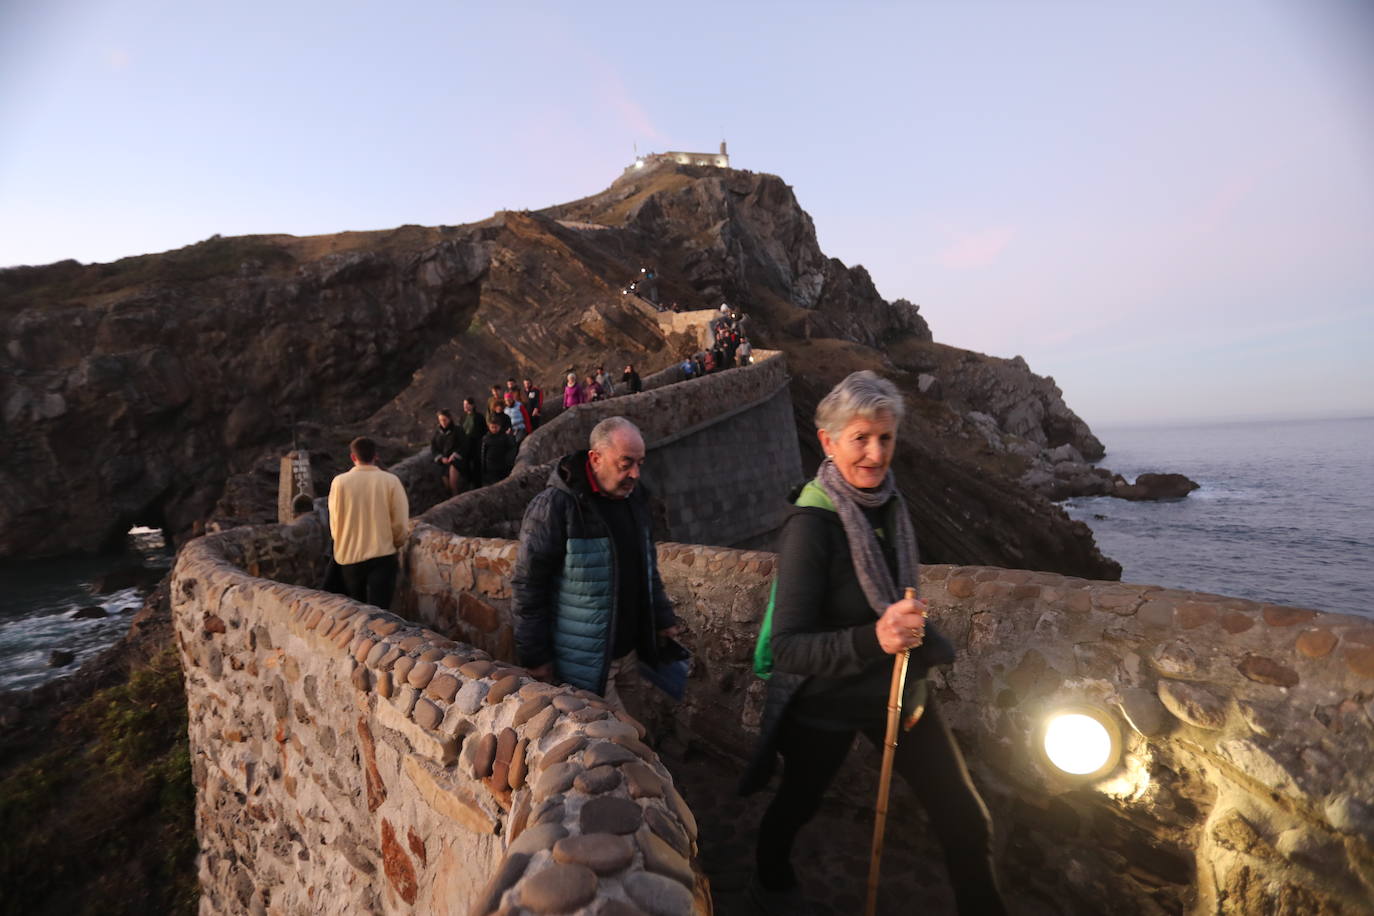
[512,417,678,709]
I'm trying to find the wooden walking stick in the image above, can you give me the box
[866,586,921,916]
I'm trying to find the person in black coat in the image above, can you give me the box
[741,370,1006,915]
[458,398,485,486]
[429,409,461,495]
[621,364,643,394]
[480,412,517,485]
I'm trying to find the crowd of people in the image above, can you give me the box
[680,305,753,377]
[425,312,751,498]
[427,365,649,494]
[426,377,542,493]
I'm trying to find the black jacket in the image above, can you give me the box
[510,451,675,692]
[480,433,516,485]
[740,499,953,795]
[431,424,460,462]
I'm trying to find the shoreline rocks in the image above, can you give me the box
[47,649,76,668]
[1111,472,1201,501]
[1023,458,1201,503]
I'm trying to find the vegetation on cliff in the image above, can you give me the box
[0,595,196,915]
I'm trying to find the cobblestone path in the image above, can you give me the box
[661,741,959,915]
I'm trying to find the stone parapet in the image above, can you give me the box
[678,551,1374,914]
[398,351,798,547]
[389,449,454,518]
[409,349,804,550]
[914,567,1374,913]
[172,517,707,915]
[647,307,716,346]
[174,502,1374,913]
[388,528,1374,911]
[398,523,1374,911]
[514,348,789,473]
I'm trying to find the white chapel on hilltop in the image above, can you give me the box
[629,141,730,172]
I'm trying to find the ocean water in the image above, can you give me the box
[1064,416,1374,618]
[0,528,171,691]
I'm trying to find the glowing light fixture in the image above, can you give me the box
[634,158,645,168]
[1037,704,1122,781]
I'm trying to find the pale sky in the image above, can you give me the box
[2,0,1371,427]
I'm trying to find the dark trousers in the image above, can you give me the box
[338,554,398,610]
[459,450,482,487]
[756,703,1007,915]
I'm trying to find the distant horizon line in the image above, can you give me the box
[1092,411,1374,431]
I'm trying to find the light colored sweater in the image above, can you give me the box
[328,465,409,565]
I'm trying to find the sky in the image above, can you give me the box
[2,0,1372,428]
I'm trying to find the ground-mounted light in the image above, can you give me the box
[1034,703,1123,782]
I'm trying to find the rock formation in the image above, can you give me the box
[1,161,1119,578]
[1,231,490,556]
[1111,472,1201,501]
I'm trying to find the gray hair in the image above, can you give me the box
[814,370,905,435]
[590,416,643,452]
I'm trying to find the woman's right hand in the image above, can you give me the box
[876,596,928,654]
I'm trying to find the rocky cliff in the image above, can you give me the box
[0,161,1117,578]
[0,230,490,556]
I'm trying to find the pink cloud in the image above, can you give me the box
[605,74,666,145]
[936,226,1017,269]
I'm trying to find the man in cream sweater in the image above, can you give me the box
[328,437,409,609]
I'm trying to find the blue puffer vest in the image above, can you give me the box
[554,536,616,691]
[511,451,674,694]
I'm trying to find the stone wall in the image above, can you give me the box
[515,349,788,472]
[175,495,1374,915]
[680,554,1374,914]
[647,307,717,346]
[401,532,1374,913]
[647,384,799,548]
[172,516,708,916]
[507,349,801,548]
[381,346,785,532]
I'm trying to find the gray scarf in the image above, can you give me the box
[816,458,921,614]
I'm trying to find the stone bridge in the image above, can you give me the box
[174,352,1374,914]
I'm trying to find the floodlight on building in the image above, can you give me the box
[1035,704,1122,781]
[635,159,645,169]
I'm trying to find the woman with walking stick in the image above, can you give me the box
[741,370,1006,915]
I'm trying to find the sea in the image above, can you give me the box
[1064,415,1374,619]
[0,527,172,692]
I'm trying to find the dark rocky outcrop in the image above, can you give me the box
[2,161,1120,578]
[1112,472,1201,501]
[90,562,165,595]
[47,649,76,667]
[2,231,490,557]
